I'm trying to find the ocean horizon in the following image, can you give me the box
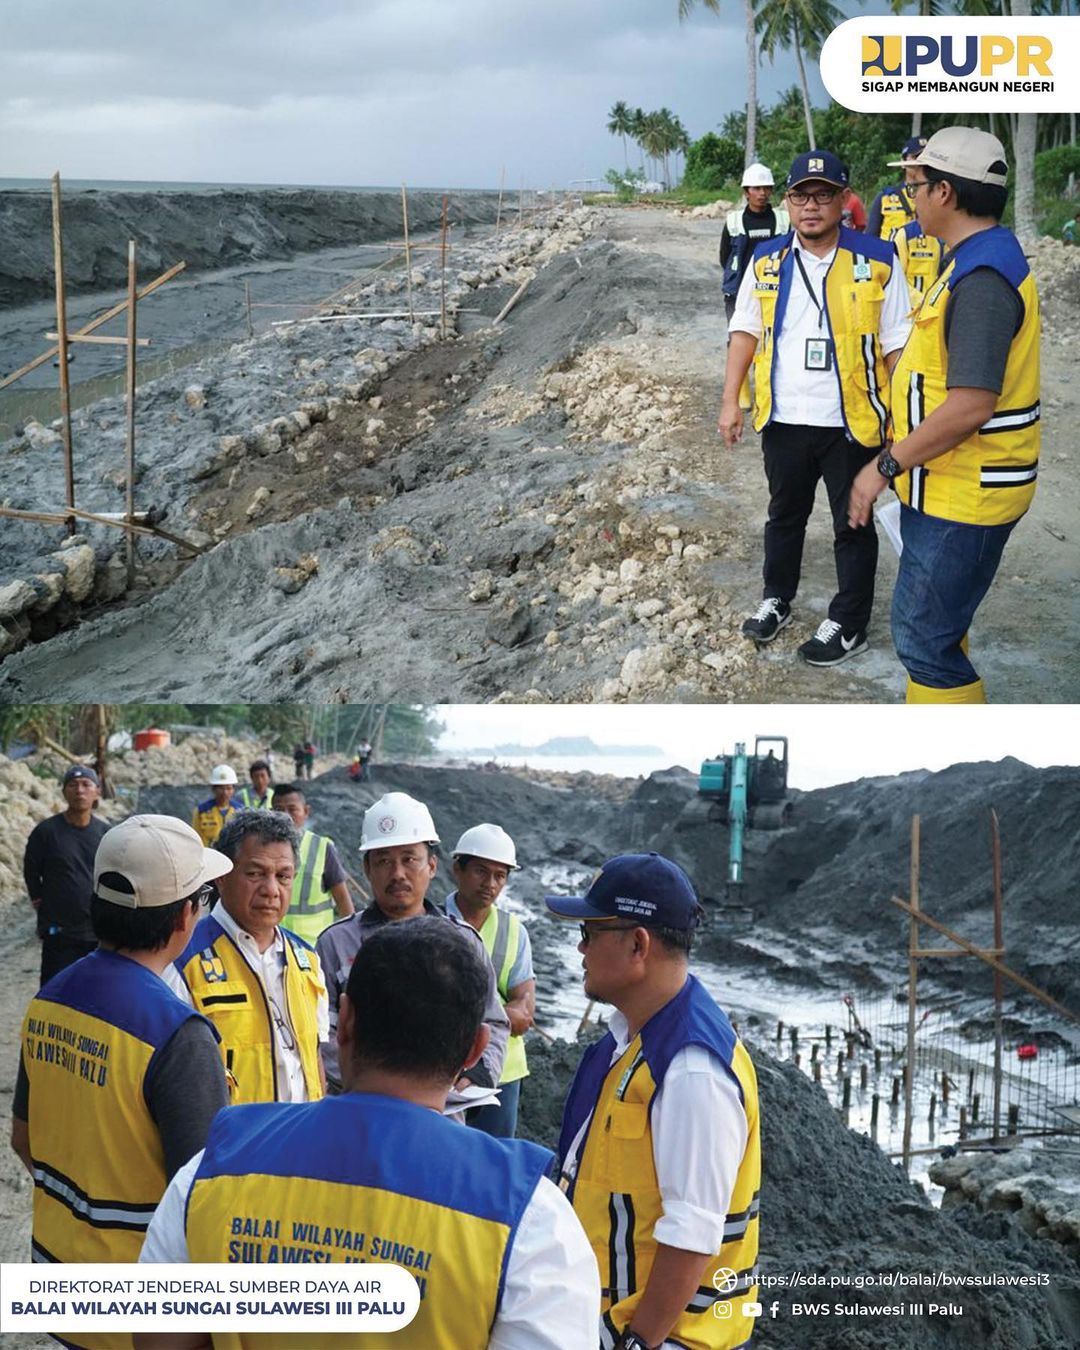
[0,177,501,195]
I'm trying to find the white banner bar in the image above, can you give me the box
[0,1262,420,1335]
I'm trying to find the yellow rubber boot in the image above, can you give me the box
[905,677,986,704]
[738,372,752,412]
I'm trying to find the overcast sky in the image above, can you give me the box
[437,705,1079,791]
[2,0,881,188]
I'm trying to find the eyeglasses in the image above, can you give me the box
[787,188,841,206]
[579,922,639,946]
[905,180,935,194]
[193,883,215,910]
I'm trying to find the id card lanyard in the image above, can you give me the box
[794,249,832,372]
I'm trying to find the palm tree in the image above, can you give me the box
[680,0,759,165]
[630,106,649,175]
[607,101,634,170]
[1008,0,1037,241]
[756,0,842,150]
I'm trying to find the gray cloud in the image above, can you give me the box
[3,0,850,187]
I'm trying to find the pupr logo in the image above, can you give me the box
[860,33,1052,79]
[862,35,901,76]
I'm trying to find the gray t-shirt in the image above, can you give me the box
[943,267,1024,394]
[14,1016,228,1181]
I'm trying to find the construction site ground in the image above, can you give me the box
[1,746,1079,1348]
[2,207,1077,703]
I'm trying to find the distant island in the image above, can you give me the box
[463,736,664,757]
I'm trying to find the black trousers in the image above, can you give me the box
[761,422,879,634]
[40,933,96,986]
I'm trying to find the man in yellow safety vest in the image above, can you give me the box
[236,759,273,811]
[549,853,761,1350]
[446,823,535,1138]
[190,764,240,847]
[272,782,355,945]
[848,128,1040,703]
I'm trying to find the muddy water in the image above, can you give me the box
[0,228,457,438]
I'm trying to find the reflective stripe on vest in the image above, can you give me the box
[891,225,1040,525]
[559,976,761,1349]
[279,831,334,946]
[21,951,207,1280]
[178,917,325,1104]
[750,227,895,448]
[184,1095,553,1350]
[479,907,528,1084]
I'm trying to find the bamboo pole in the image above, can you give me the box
[0,504,208,553]
[496,165,506,234]
[493,276,531,325]
[889,896,1080,1023]
[45,333,150,347]
[1,260,186,390]
[50,173,76,533]
[439,194,449,340]
[991,808,1004,1142]
[576,1000,595,1037]
[902,815,920,1170]
[125,239,138,586]
[400,184,415,325]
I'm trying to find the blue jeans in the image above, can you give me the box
[468,1076,522,1139]
[891,504,1017,688]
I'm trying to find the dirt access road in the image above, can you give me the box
[2,206,1075,703]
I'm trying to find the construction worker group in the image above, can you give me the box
[720,125,1039,703]
[14,759,759,1349]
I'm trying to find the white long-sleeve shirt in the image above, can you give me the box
[729,233,911,427]
[561,1009,750,1350]
[141,1148,600,1350]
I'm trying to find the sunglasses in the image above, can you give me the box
[194,883,216,910]
[578,921,639,945]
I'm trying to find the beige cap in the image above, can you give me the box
[913,127,1008,187]
[94,814,232,908]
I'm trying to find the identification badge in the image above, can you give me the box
[805,338,832,371]
[853,262,872,281]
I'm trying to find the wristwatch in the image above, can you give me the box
[876,448,902,482]
[614,1333,659,1350]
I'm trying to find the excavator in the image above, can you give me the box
[698,737,793,894]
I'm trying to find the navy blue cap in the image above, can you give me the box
[786,151,848,190]
[901,135,928,158]
[63,765,99,786]
[545,852,702,932]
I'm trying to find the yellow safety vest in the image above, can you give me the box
[476,905,528,1084]
[279,830,336,946]
[178,917,325,1104]
[751,227,896,449]
[184,1094,553,1350]
[892,220,945,306]
[190,796,239,847]
[237,787,272,811]
[875,184,916,240]
[559,977,760,1350]
[22,950,211,1350]
[892,225,1040,526]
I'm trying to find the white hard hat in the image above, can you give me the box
[452,823,519,870]
[742,163,775,188]
[209,764,238,786]
[360,792,440,852]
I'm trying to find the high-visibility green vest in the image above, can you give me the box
[477,906,528,1084]
[279,830,336,946]
[237,787,272,811]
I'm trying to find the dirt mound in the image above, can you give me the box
[521,1038,1080,1348]
[0,188,503,309]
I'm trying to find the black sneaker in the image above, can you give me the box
[798,619,868,665]
[742,597,792,643]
